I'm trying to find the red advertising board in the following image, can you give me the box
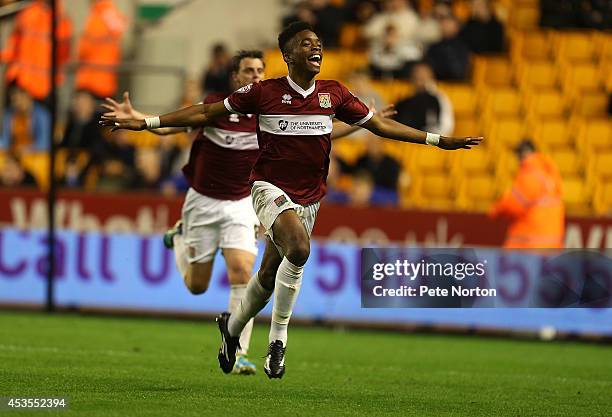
[1,189,610,248]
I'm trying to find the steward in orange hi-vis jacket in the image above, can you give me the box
[75,0,127,98]
[490,140,565,249]
[1,0,72,101]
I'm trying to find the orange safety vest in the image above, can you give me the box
[75,0,127,98]
[490,153,565,249]
[1,0,72,100]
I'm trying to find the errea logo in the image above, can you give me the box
[281,94,292,105]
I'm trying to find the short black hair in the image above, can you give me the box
[515,139,536,156]
[278,21,316,54]
[229,50,265,74]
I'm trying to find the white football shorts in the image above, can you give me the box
[182,188,259,263]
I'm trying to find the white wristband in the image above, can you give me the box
[144,116,161,129]
[426,132,440,146]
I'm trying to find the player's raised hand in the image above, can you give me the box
[367,99,397,119]
[99,115,146,131]
[101,91,136,119]
[438,136,483,150]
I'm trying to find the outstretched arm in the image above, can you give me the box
[331,101,397,140]
[102,91,188,135]
[361,114,482,150]
[100,100,230,131]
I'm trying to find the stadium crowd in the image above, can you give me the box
[0,0,610,214]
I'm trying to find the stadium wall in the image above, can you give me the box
[1,228,611,337]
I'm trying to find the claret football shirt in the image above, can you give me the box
[224,76,373,205]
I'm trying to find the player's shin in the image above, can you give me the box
[269,257,303,345]
[228,272,272,337]
[228,284,254,353]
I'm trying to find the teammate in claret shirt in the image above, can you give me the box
[101,22,482,380]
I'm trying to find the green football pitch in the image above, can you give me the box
[0,311,611,417]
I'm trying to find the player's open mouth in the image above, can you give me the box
[308,54,322,67]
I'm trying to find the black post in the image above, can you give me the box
[46,0,58,312]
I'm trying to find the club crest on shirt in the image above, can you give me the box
[236,83,252,93]
[278,120,288,131]
[318,93,331,108]
[274,195,288,207]
[282,94,292,105]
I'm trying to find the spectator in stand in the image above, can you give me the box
[395,62,454,136]
[0,0,72,103]
[362,0,420,47]
[59,90,106,156]
[75,0,128,99]
[309,0,345,47]
[283,1,316,28]
[0,85,50,152]
[342,135,402,206]
[415,2,443,48]
[200,43,232,94]
[96,157,133,192]
[283,0,344,47]
[540,0,611,29]
[131,147,163,191]
[0,152,37,188]
[369,24,422,79]
[425,14,470,80]
[348,171,376,207]
[460,0,504,54]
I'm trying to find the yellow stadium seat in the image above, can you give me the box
[600,59,612,91]
[526,90,566,121]
[572,92,609,117]
[562,177,592,216]
[20,152,49,189]
[391,81,414,103]
[343,51,368,73]
[453,117,482,137]
[509,6,539,30]
[450,147,493,175]
[456,175,498,212]
[555,32,597,63]
[485,117,525,152]
[318,51,348,80]
[532,119,573,151]
[562,63,602,99]
[517,61,558,91]
[495,150,520,183]
[369,80,396,104]
[482,88,522,122]
[413,174,455,211]
[511,31,552,61]
[587,152,612,185]
[263,49,286,79]
[550,150,583,176]
[409,147,448,174]
[473,57,514,87]
[339,24,361,49]
[438,83,477,117]
[332,138,367,165]
[578,119,612,155]
[594,181,612,215]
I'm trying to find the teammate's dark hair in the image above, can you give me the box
[278,21,316,54]
[230,50,265,74]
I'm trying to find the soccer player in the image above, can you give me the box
[101,22,482,379]
[102,48,395,375]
